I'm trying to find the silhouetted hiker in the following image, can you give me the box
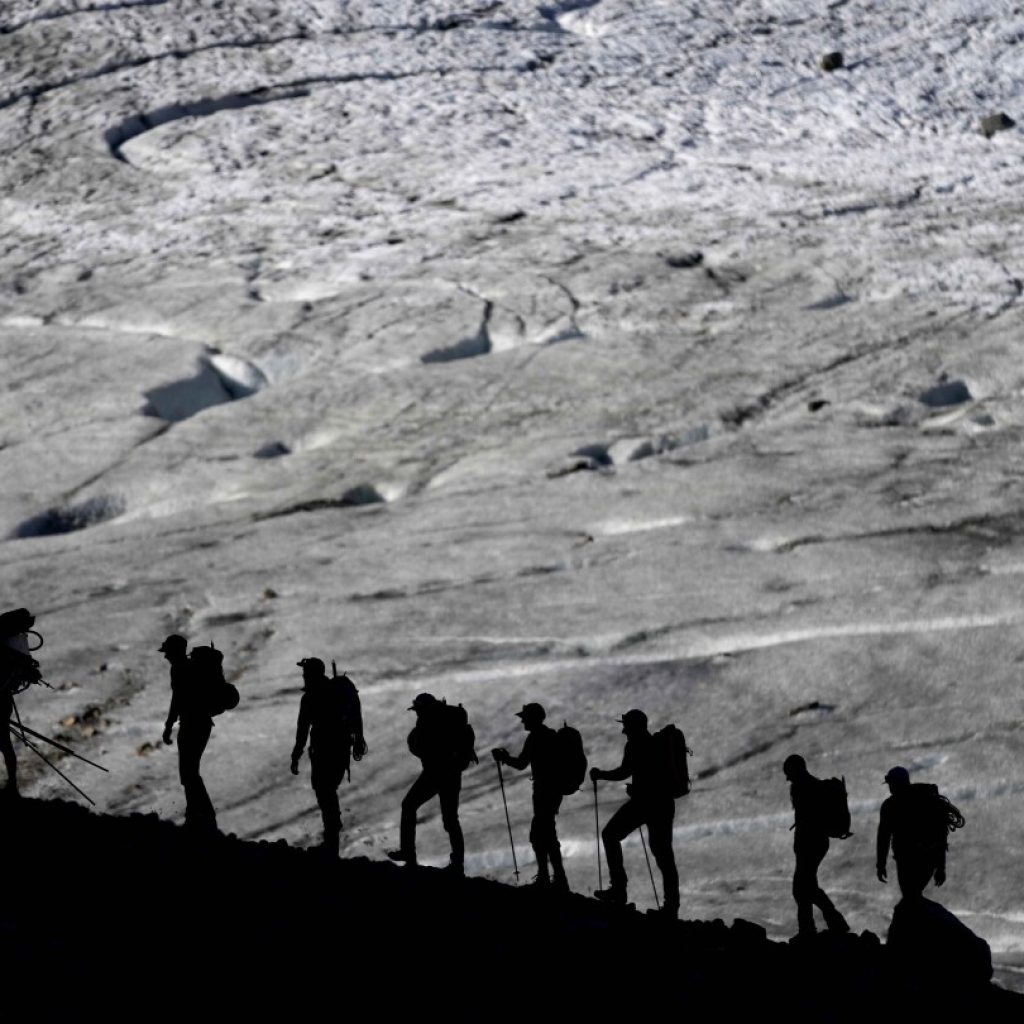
[0,608,45,798]
[290,657,366,856]
[388,692,478,872]
[590,709,679,916]
[783,754,850,936]
[877,765,964,900]
[492,703,570,891]
[162,638,237,832]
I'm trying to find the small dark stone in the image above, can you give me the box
[665,251,704,269]
[919,379,972,408]
[980,113,1015,138]
[821,52,844,72]
[808,399,830,412]
[254,441,290,459]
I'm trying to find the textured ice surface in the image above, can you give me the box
[1,0,1023,989]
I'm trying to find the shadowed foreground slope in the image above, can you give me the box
[1,798,1020,1021]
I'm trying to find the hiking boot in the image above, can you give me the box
[593,886,627,906]
[826,915,850,934]
[387,849,417,866]
[446,859,465,876]
[527,873,551,887]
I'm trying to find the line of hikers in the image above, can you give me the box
[1,612,966,930]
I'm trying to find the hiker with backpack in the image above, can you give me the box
[1,608,45,797]
[877,765,963,900]
[290,657,366,856]
[492,703,584,892]
[589,709,682,917]
[783,754,850,936]
[161,638,238,832]
[388,692,478,873]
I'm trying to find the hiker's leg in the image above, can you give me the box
[793,833,826,933]
[602,800,644,893]
[896,855,931,900]
[646,800,678,911]
[178,718,215,829]
[547,793,567,886]
[0,710,16,791]
[810,847,847,930]
[529,789,560,880]
[312,757,343,840]
[400,771,438,858]
[438,770,464,866]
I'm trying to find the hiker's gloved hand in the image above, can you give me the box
[876,865,887,883]
[492,748,507,764]
[590,767,604,782]
[469,751,479,766]
[353,737,367,760]
[935,867,946,887]
[162,727,173,745]
[290,758,300,775]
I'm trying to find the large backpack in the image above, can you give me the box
[652,724,692,798]
[0,609,44,697]
[905,783,965,850]
[554,722,588,795]
[328,662,364,753]
[441,700,477,771]
[817,777,853,839]
[189,645,239,717]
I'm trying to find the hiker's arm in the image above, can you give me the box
[502,742,530,771]
[875,811,892,882]
[291,698,310,770]
[350,686,365,750]
[162,691,180,743]
[593,746,632,783]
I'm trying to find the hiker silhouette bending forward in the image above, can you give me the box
[388,693,477,872]
[0,608,44,797]
[877,765,951,900]
[784,754,849,936]
[162,635,218,832]
[290,658,366,856]
[492,702,569,891]
[590,709,679,915]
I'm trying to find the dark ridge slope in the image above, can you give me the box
[1,799,1020,1021]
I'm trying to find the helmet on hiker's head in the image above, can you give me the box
[516,702,545,724]
[618,709,648,732]
[884,766,910,788]
[783,754,807,779]
[298,657,326,678]
[409,692,438,712]
[158,634,187,654]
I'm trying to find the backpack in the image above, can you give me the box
[817,777,853,839]
[0,610,44,697]
[441,700,477,771]
[328,662,364,752]
[905,783,965,850]
[652,724,692,798]
[554,722,588,795]
[189,645,239,717]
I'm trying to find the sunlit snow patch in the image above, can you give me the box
[593,515,690,537]
[143,353,268,421]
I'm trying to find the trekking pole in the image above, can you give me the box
[593,778,602,891]
[8,720,109,772]
[495,760,520,884]
[639,827,660,908]
[10,726,96,806]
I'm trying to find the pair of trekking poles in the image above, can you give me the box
[495,762,660,906]
[7,698,108,805]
